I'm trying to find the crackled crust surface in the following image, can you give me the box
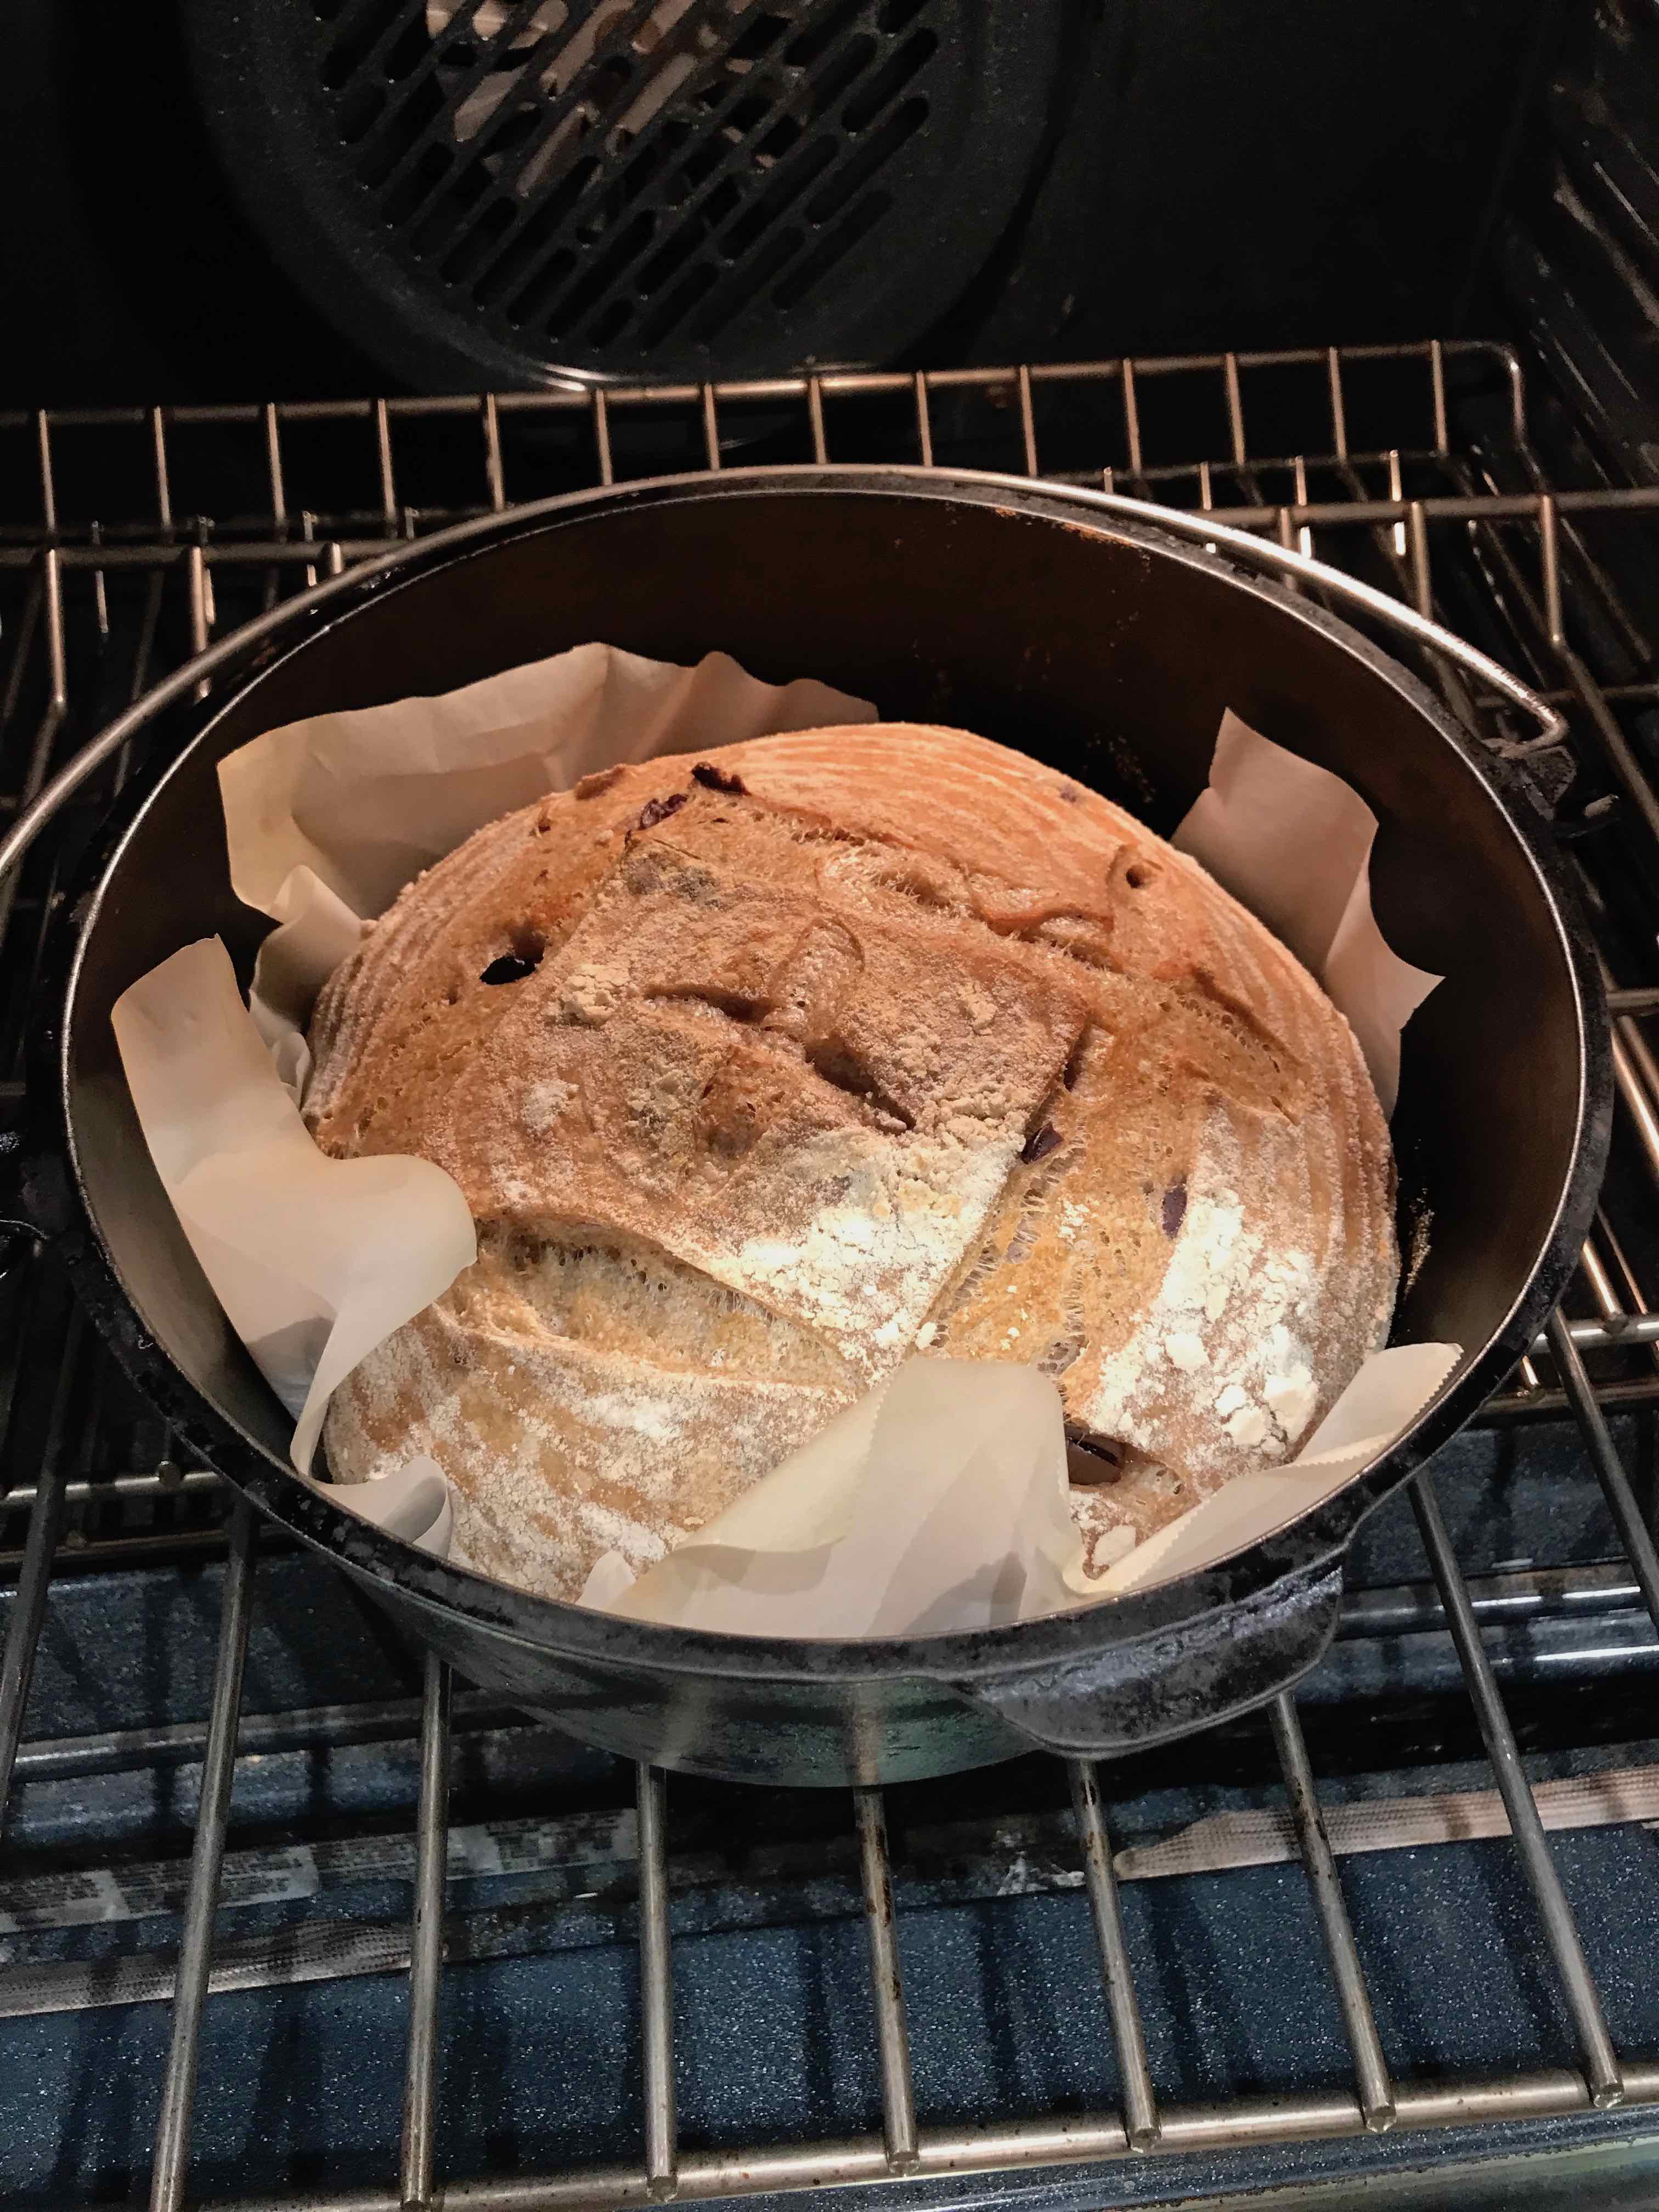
[307,725,1397,1599]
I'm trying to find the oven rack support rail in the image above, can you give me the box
[3,337,1659,2208]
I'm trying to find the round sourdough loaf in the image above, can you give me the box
[304,725,1398,1601]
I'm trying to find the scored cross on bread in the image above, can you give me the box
[306,725,1396,1602]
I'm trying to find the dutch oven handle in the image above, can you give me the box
[1105,492,1568,758]
[940,1559,1345,1759]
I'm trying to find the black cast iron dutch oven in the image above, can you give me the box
[15,470,1610,1787]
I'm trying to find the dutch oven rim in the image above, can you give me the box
[33,464,1612,1692]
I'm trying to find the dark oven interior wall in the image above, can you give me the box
[0,0,1568,405]
[1490,0,1659,490]
[949,0,1566,370]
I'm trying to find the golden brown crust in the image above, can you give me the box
[308,725,1397,1599]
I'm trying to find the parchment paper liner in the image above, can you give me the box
[110,644,1456,1632]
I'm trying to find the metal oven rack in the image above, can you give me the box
[4,339,1659,2210]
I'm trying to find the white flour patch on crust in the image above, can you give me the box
[522,1077,576,1133]
[725,1126,1019,1376]
[1079,1123,1317,1478]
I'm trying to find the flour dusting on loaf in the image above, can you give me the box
[305,724,1397,1601]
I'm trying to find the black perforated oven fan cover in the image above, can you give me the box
[182,0,1064,391]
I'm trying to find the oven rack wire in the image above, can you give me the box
[2,336,1659,2209]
